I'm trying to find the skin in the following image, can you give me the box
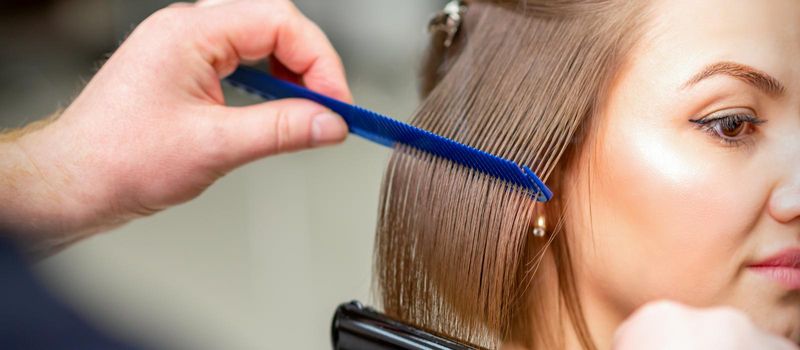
[559,0,800,348]
[0,0,350,256]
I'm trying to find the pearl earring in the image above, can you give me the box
[532,215,546,238]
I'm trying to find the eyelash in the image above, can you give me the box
[688,112,766,148]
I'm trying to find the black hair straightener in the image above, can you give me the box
[330,301,479,350]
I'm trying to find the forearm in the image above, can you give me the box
[0,115,119,257]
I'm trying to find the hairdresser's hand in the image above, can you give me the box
[612,301,798,350]
[0,0,351,255]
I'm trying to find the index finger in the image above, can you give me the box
[192,0,352,102]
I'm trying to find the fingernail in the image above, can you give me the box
[311,112,346,146]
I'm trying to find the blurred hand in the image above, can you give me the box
[612,301,798,350]
[0,0,351,255]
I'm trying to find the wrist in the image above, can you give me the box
[0,119,122,256]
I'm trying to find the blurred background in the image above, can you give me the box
[0,0,440,348]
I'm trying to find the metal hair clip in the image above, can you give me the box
[427,0,467,48]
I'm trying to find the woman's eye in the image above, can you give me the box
[689,110,765,147]
[715,117,749,139]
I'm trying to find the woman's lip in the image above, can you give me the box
[750,248,800,268]
[749,267,800,290]
[749,248,800,290]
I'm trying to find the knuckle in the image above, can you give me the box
[145,7,180,26]
[282,0,302,16]
[621,301,698,346]
[709,306,752,327]
[272,107,294,153]
[268,0,297,14]
[636,300,685,319]
[253,0,298,25]
[142,6,191,33]
[624,300,695,332]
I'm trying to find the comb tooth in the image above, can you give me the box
[224,66,552,201]
[492,158,508,181]
[509,165,521,181]
[480,154,502,180]
[475,156,491,178]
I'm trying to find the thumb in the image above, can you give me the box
[208,98,348,170]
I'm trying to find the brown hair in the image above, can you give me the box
[374,1,648,348]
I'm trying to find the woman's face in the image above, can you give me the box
[565,0,800,342]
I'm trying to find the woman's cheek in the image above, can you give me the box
[587,116,758,307]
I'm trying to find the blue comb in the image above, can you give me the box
[225,66,552,202]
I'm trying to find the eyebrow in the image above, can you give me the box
[680,61,786,97]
